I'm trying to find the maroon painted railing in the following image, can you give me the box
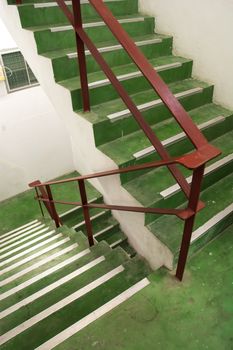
[29,145,218,281]
[18,0,221,280]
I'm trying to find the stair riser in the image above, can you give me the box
[61,206,105,228]
[94,224,120,242]
[94,85,213,147]
[51,37,173,82]
[74,210,111,233]
[120,113,233,185]
[60,197,103,223]
[70,61,193,111]
[35,17,155,54]
[0,249,128,335]
[174,212,233,265]
[145,158,233,225]
[18,0,138,28]
[2,261,146,349]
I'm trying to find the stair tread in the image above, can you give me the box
[59,54,191,89]
[26,14,150,32]
[0,247,129,334]
[148,172,233,254]
[99,102,232,166]
[0,241,111,311]
[124,129,233,207]
[41,33,171,59]
[77,78,211,124]
[0,258,148,349]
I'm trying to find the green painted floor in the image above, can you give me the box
[55,224,233,350]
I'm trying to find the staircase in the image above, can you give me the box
[0,220,150,348]
[1,0,232,269]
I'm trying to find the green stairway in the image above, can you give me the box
[0,220,150,349]
[46,171,136,257]
[5,1,233,269]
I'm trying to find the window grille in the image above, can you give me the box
[1,50,38,92]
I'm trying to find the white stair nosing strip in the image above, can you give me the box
[35,278,150,350]
[160,153,233,199]
[0,254,103,319]
[0,224,47,248]
[72,211,106,230]
[0,221,41,242]
[133,115,225,160]
[94,225,115,238]
[0,227,50,252]
[0,238,71,275]
[0,233,63,268]
[191,203,233,243]
[51,17,145,32]
[89,62,182,89]
[0,248,89,301]
[0,244,78,287]
[108,87,203,122]
[110,239,124,248]
[0,265,124,346]
[60,197,98,218]
[0,230,56,259]
[68,38,162,59]
[34,0,121,9]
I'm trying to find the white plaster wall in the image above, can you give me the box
[139,0,233,110]
[0,20,74,200]
[0,0,173,270]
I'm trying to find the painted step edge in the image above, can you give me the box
[108,87,203,122]
[191,203,233,244]
[0,254,104,319]
[0,227,51,252]
[60,197,98,218]
[35,278,150,350]
[0,234,66,268]
[0,230,56,259]
[68,37,162,58]
[0,238,73,275]
[0,247,91,301]
[34,0,123,9]
[0,265,125,346]
[0,224,47,247]
[133,115,225,159]
[72,210,107,230]
[51,17,146,32]
[0,243,78,286]
[88,61,182,89]
[0,220,40,240]
[160,153,233,199]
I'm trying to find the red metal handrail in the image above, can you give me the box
[29,148,217,280]
[13,0,221,280]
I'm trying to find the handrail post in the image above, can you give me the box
[176,165,205,281]
[72,0,90,112]
[78,179,94,246]
[45,185,61,228]
[35,187,45,218]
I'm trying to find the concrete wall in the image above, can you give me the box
[139,0,233,110]
[0,19,74,200]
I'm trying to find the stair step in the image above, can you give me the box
[0,220,41,242]
[148,172,233,256]
[33,15,155,54]
[18,0,139,28]
[123,129,233,213]
[0,223,46,246]
[59,55,192,110]
[0,252,148,349]
[43,33,172,83]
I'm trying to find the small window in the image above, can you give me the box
[1,50,38,92]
